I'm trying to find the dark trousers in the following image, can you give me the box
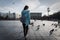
[22,23,28,37]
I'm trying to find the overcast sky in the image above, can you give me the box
[0,0,60,16]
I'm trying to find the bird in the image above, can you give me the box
[36,25,40,31]
[49,29,54,35]
[43,24,45,26]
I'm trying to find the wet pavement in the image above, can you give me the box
[0,20,60,40]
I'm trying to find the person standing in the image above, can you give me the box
[20,5,30,38]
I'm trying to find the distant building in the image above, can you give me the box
[0,12,7,17]
[30,12,42,20]
[8,12,16,19]
[0,11,16,20]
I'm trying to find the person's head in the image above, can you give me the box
[24,5,29,10]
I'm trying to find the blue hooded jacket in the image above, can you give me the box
[21,10,30,26]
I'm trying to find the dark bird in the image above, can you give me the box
[49,29,54,35]
[43,24,45,26]
[36,25,40,31]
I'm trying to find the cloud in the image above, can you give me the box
[0,0,60,16]
[0,6,19,13]
[50,2,60,11]
[39,0,60,6]
[31,5,48,16]
[20,0,40,10]
[49,2,60,14]
[0,0,40,14]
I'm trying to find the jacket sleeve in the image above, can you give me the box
[27,11,30,24]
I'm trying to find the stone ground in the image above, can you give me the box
[0,20,60,40]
